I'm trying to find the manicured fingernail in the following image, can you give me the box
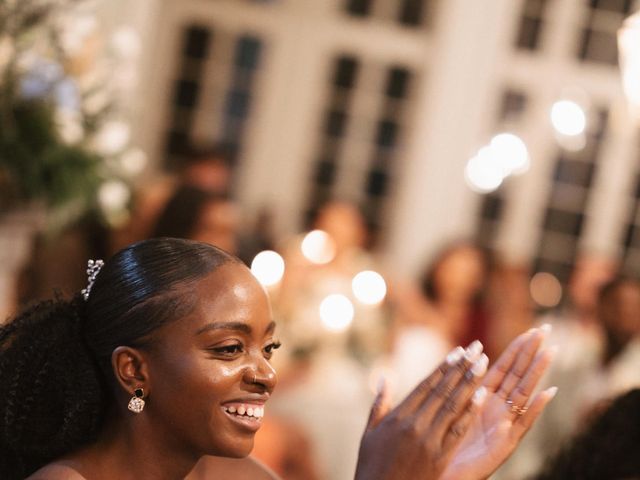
[446,346,465,365]
[471,353,489,376]
[540,323,552,334]
[472,386,487,405]
[464,340,483,360]
[376,375,386,394]
[545,386,558,399]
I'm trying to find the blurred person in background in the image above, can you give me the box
[485,262,534,358]
[153,185,239,255]
[495,271,640,480]
[112,144,233,250]
[267,200,387,480]
[17,145,236,312]
[387,241,492,400]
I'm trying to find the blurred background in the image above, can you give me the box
[1,0,640,478]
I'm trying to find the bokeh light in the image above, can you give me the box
[530,272,563,308]
[98,180,130,212]
[251,250,285,287]
[352,270,387,305]
[465,151,504,193]
[490,133,530,175]
[301,229,336,264]
[93,120,130,155]
[551,100,587,136]
[319,294,354,332]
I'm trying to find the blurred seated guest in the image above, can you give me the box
[153,185,239,255]
[419,241,491,348]
[579,276,640,408]
[535,388,640,480]
[268,200,387,480]
[494,273,640,480]
[387,241,491,399]
[112,144,232,250]
[275,200,386,365]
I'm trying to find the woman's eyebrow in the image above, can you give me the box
[195,322,252,335]
[265,321,276,335]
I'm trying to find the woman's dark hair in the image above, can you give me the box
[0,237,240,478]
[535,388,640,480]
[152,185,227,239]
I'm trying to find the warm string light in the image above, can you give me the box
[319,294,354,332]
[301,229,336,264]
[465,133,529,193]
[466,95,592,194]
[250,250,285,287]
[550,100,587,136]
[352,270,387,305]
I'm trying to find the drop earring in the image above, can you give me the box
[127,388,145,413]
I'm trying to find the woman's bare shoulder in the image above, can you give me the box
[26,463,87,480]
[187,455,281,480]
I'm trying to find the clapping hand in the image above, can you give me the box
[354,341,489,480]
[441,327,557,480]
[354,327,556,480]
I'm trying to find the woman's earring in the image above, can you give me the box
[128,388,145,413]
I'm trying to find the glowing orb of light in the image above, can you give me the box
[301,230,336,264]
[551,100,587,136]
[465,151,504,193]
[319,294,354,332]
[98,180,130,212]
[352,270,387,305]
[93,120,130,156]
[250,250,285,287]
[490,133,530,175]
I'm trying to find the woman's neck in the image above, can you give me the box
[69,410,201,480]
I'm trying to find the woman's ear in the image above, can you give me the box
[112,346,150,397]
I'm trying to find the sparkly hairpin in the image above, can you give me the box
[81,259,104,301]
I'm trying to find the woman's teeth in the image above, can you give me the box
[225,405,264,418]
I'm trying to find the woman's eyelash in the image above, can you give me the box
[264,341,282,353]
[213,344,243,355]
[210,341,281,356]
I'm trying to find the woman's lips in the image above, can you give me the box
[221,402,265,433]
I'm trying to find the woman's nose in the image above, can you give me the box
[245,358,277,391]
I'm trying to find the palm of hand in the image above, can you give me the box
[441,328,557,480]
[445,393,518,478]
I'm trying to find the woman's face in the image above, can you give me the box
[144,263,278,458]
[434,247,485,301]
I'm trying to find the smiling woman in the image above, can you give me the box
[0,237,278,479]
[0,237,556,480]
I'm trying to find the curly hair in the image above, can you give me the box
[535,388,640,479]
[0,237,239,479]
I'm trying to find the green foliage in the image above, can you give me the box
[0,93,102,212]
[0,0,113,220]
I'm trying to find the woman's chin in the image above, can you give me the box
[209,439,254,459]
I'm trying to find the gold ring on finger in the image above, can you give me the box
[506,399,528,416]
